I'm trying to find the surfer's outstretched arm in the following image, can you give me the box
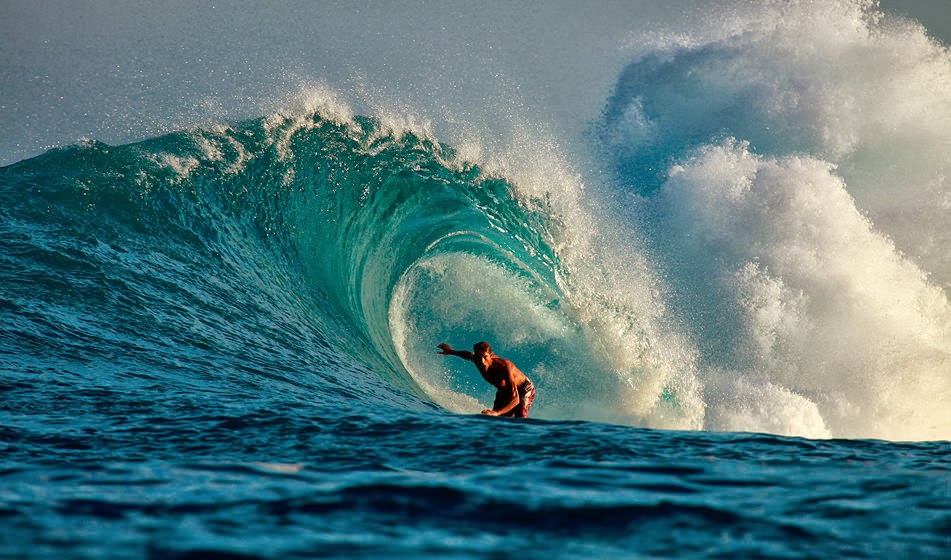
[437,343,475,360]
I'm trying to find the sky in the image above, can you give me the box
[1,0,949,166]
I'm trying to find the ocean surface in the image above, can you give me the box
[2,1,950,558]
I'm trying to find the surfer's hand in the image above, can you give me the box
[437,343,453,354]
[481,409,498,416]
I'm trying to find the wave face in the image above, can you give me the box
[0,111,428,416]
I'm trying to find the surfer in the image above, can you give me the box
[437,342,536,418]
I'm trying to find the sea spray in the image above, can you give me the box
[601,0,951,439]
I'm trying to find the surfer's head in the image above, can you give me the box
[473,341,493,368]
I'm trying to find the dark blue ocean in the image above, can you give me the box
[3,1,950,558]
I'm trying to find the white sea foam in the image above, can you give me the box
[598,0,951,440]
[656,141,951,440]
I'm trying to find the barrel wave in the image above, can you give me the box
[0,94,701,438]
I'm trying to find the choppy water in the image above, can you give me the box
[4,400,949,558]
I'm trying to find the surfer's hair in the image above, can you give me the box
[473,341,492,354]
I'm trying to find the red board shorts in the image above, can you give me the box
[496,379,536,418]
